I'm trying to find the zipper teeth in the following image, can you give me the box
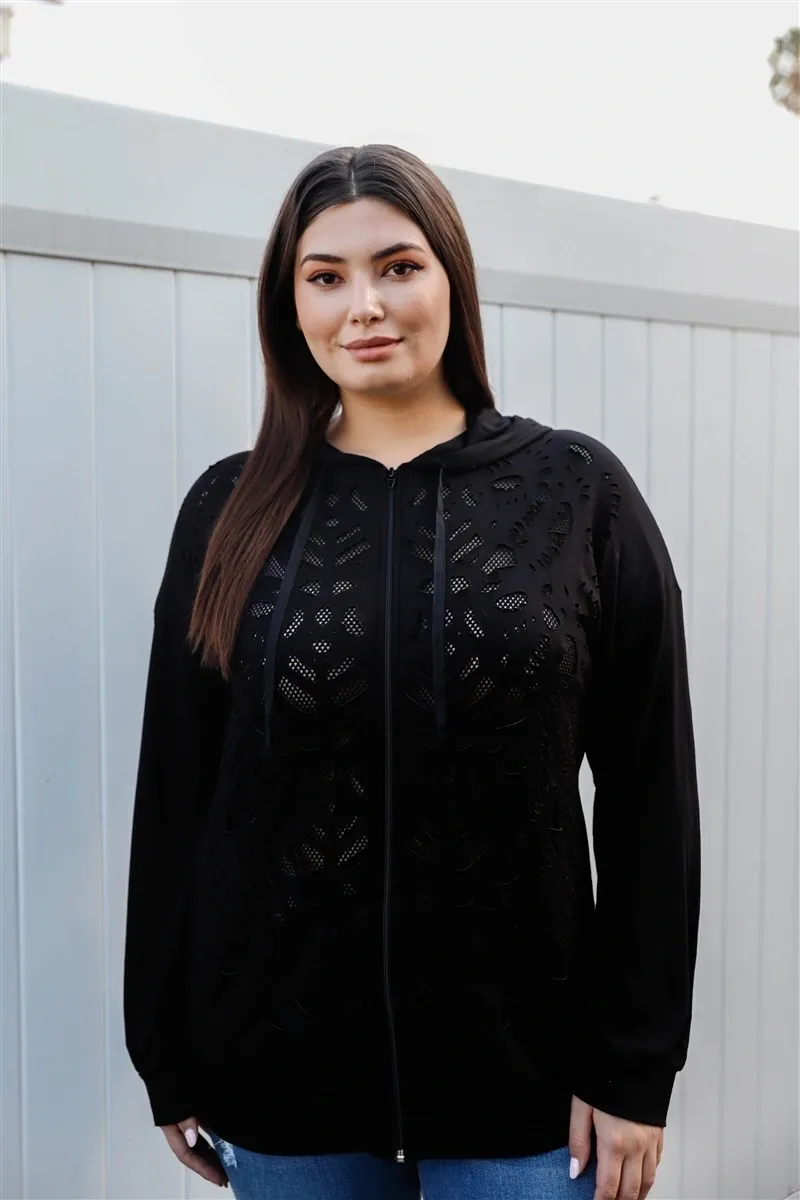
[383,466,404,1161]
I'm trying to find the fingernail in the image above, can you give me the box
[569,1157,580,1179]
[185,1128,197,1148]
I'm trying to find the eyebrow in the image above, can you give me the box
[298,241,427,269]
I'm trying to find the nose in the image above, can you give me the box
[347,276,384,325]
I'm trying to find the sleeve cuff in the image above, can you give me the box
[141,1065,196,1128]
[572,1062,677,1128]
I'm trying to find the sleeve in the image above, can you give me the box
[575,449,701,1129]
[123,477,232,1127]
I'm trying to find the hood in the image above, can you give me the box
[412,405,551,471]
[315,404,551,472]
[261,406,552,752]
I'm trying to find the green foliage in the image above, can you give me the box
[768,27,800,115]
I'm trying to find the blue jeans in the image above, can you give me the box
[204,1130,598,1199]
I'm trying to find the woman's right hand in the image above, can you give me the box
[160,1117,229,1188]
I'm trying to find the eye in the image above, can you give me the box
[386,261,422,278]
[307,262,422,287]
[308,271,339,287]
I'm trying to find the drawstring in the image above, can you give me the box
[432,465,448,744]
[262,465,327,752]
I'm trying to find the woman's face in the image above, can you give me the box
[293,197,451,401]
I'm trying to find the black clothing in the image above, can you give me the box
[123,406,700,1162]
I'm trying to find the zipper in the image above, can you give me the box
[382,464,405,1164]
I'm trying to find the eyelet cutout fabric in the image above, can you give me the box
[124,407,700,1163]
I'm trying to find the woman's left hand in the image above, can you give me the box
[569,1094,664,1200]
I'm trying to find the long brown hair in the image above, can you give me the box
[189,143,496,678]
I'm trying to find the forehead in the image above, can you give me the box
[295,197,430,262]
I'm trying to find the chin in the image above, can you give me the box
[349,377,403,394]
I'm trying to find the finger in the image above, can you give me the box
[656,1130,664,1166]
[178,1118,198,1149]
[192,1137,231,1188]
[617,1151,643,1200]
[569,1095,594,1176]
[594,1137,623,1200]
[163,1125,228,1188]
[163,1123,195,1159]
[183,1145,229,1187]
[640,1141,659,1199]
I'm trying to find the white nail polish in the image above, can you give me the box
[185,1127,197,1148]
[569,1156,580,1179]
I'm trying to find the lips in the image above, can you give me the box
[344,337,400,349]
[344,337,402,362]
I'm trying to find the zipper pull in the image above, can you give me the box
[395,1148,405,1163]
[386,467,397,489]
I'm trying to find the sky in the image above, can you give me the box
[1,0,798,230]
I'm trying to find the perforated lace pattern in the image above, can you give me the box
[186,434,621,1033]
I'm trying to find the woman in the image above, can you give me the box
[123,144,700,1200]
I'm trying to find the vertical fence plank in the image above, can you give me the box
[501,306,554,425]
[680,326,734,1200]
[5,254,106,1198]
[756,333,800,1200]
[720,332,772,1200]
[0,253,24,1200]
[93,264,186,1199]
[175,273,252,499]
[645,321,693,1200]
[648,324,693,591]
[480,302,503,407]
[602,317,648,493]
[250,277,263,444]
[553,313,603,438]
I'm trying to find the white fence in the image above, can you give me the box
[1,82,798,1200]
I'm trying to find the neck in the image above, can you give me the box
[327,388,467,463]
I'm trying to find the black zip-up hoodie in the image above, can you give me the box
[123,405,700,1163]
